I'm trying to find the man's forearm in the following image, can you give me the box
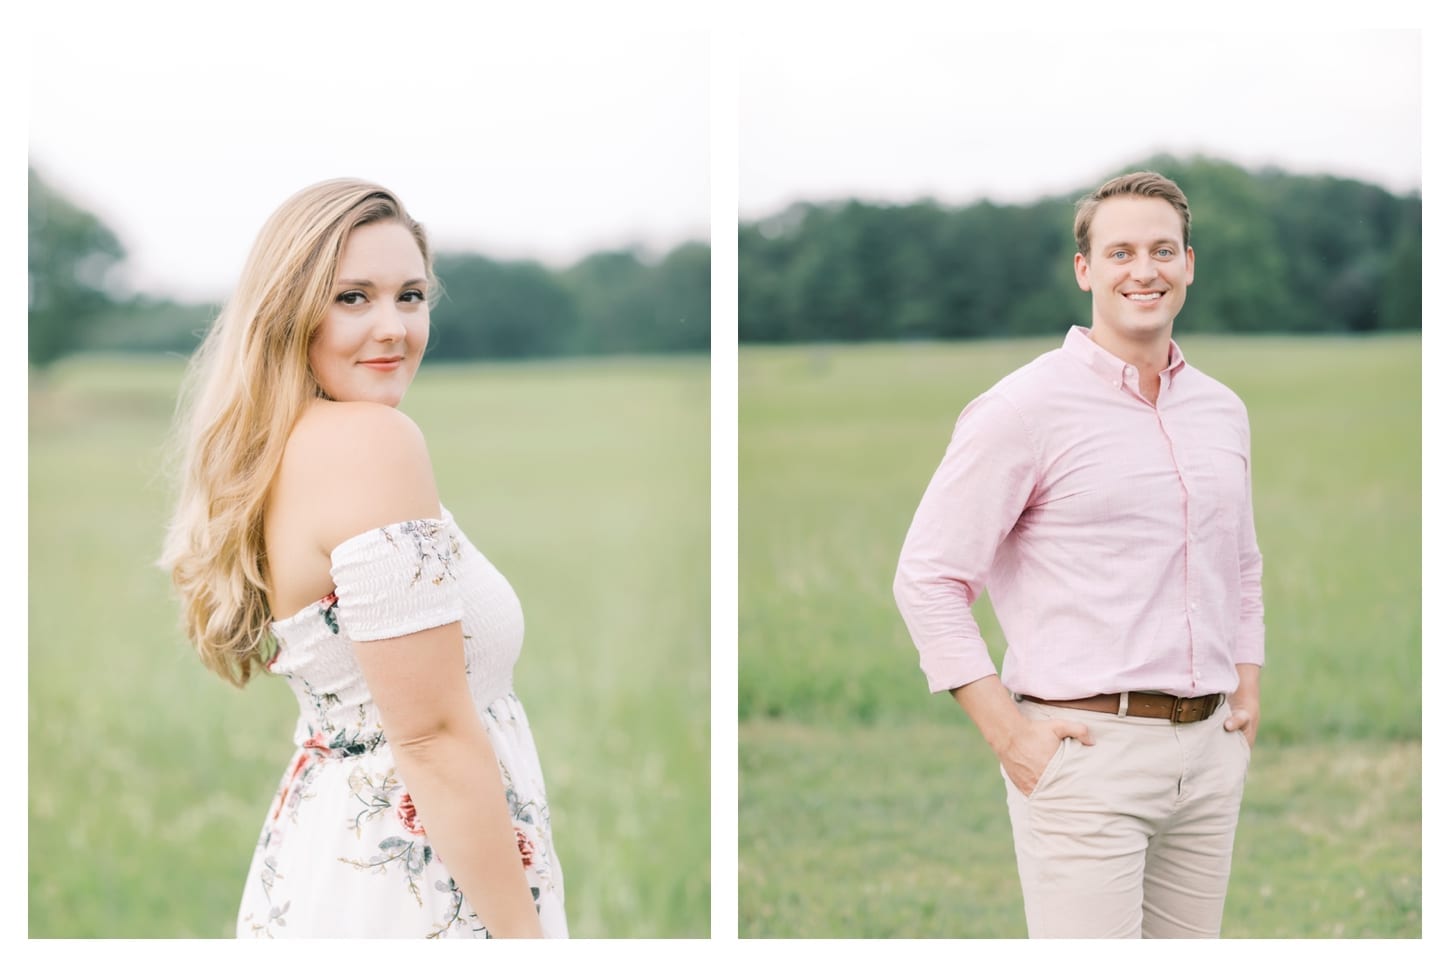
[949,674,1027,755]
[953,673,1097,798]
[1225,662,1262,747]
[1232,662,1260,702]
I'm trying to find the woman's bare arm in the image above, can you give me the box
[299,401,541,936]
[355,623,542,937]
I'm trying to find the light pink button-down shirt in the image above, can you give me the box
[893,326,1264,698]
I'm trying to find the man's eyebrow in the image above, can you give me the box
[1101,238,1180,250]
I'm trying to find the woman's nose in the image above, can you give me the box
[372,305,407,340]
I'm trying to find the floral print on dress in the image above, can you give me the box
[429,877,474,938]
[397,793,426,836]
[236,515,564,938]
[340,836,436,906]
[319,592,340,634]
[516,828,535,868]
[382,519,461,588]
[345,765,403,835]
[240,722,561,938]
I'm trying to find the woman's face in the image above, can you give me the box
[309,220,429,406]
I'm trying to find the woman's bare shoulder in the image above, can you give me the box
[277,401,441,553]
[289,399,425,448]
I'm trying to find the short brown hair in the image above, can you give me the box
[1074,170,1191,258]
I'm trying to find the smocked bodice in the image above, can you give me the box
[265,508,525,753]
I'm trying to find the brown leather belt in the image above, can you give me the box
[1019,691,1225,724]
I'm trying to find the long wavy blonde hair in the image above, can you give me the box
[161,179,436,686]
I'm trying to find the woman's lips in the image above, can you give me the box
[359,357,403,371]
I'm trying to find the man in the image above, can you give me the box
[893,171,1263,939]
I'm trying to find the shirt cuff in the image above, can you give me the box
[921,642,1000,694]
[1232,618,1265,666]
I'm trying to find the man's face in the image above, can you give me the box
[1073,195,1194,344]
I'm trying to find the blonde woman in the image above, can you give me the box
[162,179,566,938]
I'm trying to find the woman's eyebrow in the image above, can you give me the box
[334,278,428,287]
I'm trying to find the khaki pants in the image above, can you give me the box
[1003,696,1252,938]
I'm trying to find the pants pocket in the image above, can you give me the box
[1026,738,1073,801]
[1233,725,1252,762]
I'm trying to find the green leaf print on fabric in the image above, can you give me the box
[340,835,435,906]
[345,766,401,835]
[319,592,340,634]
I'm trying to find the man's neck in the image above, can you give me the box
[1087,325,1173,378]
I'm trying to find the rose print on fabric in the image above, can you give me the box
[516,828,535,868]
[235,516,563,937]
[397,793,427,836]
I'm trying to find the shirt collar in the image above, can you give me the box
[1062,326,1187,390]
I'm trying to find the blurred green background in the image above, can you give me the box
[29,165,709,367]
[29,353,709,937]
[738,334,1420,937]
[740,155,1420,342]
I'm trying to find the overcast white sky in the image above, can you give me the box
[28,2,709,301]
[23,7,1427,303]
[741,28,1422,217]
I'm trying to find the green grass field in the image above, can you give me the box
[29,353,709,938]
[739,334,1421,938]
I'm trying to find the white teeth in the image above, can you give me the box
[1127,293,1162,301]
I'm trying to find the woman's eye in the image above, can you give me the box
[400,289,425,303]
[337,291,367,305]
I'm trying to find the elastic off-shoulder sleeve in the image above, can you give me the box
[328,518,466,642]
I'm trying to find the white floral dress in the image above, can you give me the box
[237,509,567,938]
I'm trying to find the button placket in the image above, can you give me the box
[1157,403,1201,680]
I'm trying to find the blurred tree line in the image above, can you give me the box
[28,166,709,368]
[28,168,126,367]
[740,155,1422,342]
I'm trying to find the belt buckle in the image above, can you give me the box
[1170,696,1191,723]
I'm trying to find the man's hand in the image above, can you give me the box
[1223,662,1261,748]
[999,717,1094,797]
[949,674,1094,796]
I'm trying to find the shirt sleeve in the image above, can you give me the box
[1233,418,1266,666]
[893,393,1039,693]
[329,518,466,642]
